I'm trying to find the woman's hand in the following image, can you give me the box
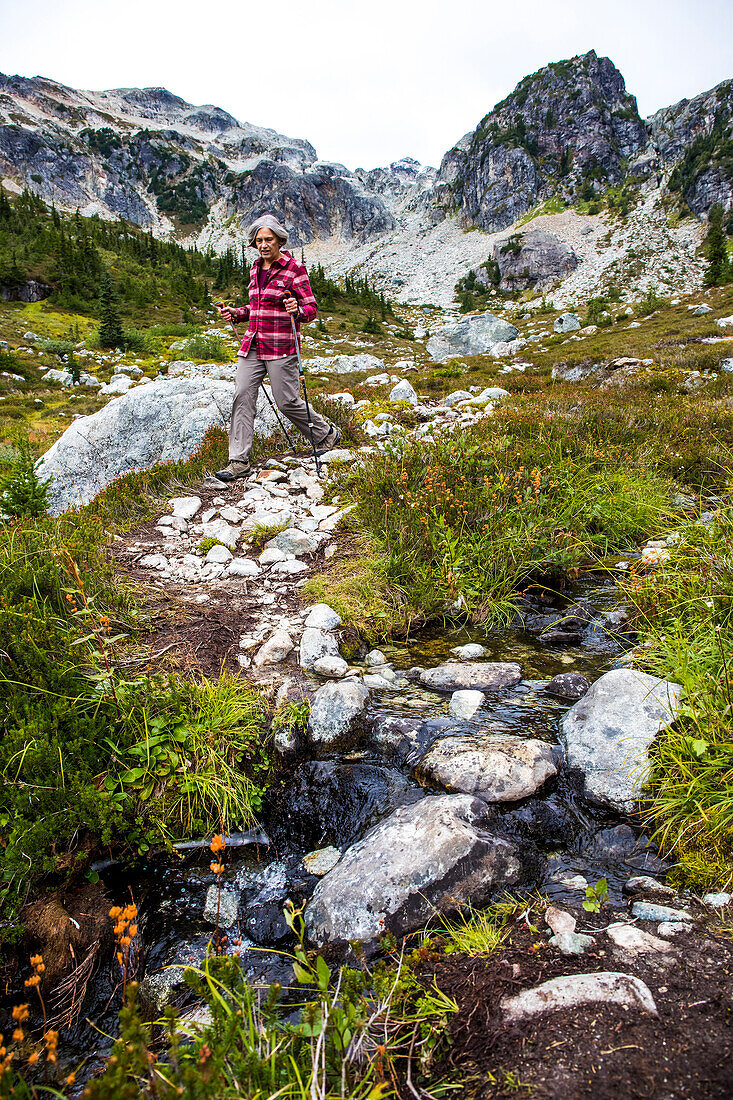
[219,305,235,322]
[283,294,299,316]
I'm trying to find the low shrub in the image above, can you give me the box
[328,418,673,623]
[173,334,230,361]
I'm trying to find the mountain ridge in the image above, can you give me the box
[1,54,731,306]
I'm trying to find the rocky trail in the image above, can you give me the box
[88,388,733,1098]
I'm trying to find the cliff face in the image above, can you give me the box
[648,78,733,216]
[435,51,650,233]
[0,74,394,246]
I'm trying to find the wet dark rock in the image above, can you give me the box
[623,875,676,899]
[501,795,581,849]
[559,601,598,631]
[236,857,319,945]
[546,673,591,701]
[582,825,668,874]
[140,931,294,1015]
[265,760,424,852]
[539,629,583,646]
[305,794,536,944]
[369,714,452,765]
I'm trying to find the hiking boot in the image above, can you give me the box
[215,460,251,482]
[315,425,342,457]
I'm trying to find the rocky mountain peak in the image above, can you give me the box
[436,51,649,232]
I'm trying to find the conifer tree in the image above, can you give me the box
[0,186,11,223]
[705,205,731,286]
[98,269,124,348]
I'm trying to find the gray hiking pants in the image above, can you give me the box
[228,349,331,462]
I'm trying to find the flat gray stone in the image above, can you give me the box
[206,543,232,564]
[170,495,202,520]
[549,931,594,955]
[427,313,519,362]
[502,972,657,1022]
[267,528,320,557]
[227,557,262,578]
[37,377,281,514]
[202,518,240,551]
[416,734,556,802]
[631,902,693,922]
[259,546,288,564]
[703,892,732,908]
[419,661,522,693]
[312,655,349,678]
[389,379,418,405]
[450,643,487,660]
[560,669,683,812]
[444,390,473,407]
[254,629,294,667]
[554,312,581,333]
[657,922,692,937]
[270,558,309,576]
[606,922,673,958]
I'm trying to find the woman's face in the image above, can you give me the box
[255,228,282,262]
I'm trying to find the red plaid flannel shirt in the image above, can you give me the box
[232,251,318,360]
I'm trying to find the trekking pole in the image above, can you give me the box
[289,311,321,478]
[214,300,295,450]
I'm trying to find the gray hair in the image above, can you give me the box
[247,214,289,248]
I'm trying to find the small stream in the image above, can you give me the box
[66,571,670,1070]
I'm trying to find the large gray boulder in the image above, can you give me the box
[560,669,683,812]
[427,313,519,362]
[492,230,578,292]
[416,734,557,802]
[307,680,370,751]
[305,794,526,944]
[36,377,280,514]
[554,312,581,334]
[419,661,522,693]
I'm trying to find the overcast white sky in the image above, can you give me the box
[1,0,732,170]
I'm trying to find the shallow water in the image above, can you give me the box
[82,572,668,1074]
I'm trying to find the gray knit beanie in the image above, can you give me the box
[247,214,289,248]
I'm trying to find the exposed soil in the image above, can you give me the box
[420,915,733,1100]
[111,479,308,679]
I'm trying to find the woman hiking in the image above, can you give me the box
[215,214,340,481]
